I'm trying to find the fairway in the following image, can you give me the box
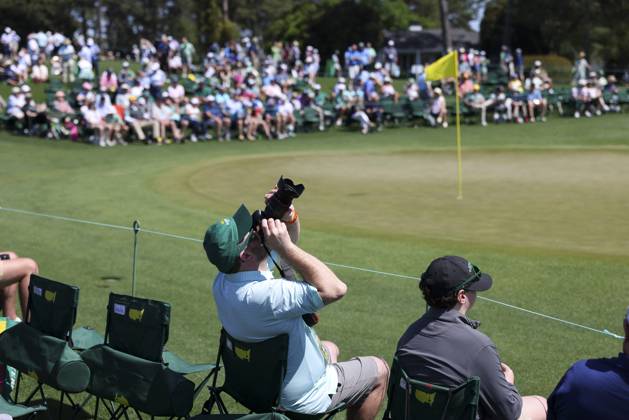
[1,115,628,415]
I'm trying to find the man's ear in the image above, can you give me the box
[456,289,466,304]
[239,248,253,263]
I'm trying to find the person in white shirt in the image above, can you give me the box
[204,195,388,417]
[82,99,109,147]
[167,78,186,104]
[430,87,448,128]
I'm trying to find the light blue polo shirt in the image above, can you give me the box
[212,270,338,414]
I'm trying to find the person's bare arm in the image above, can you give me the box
[261,218,346,304]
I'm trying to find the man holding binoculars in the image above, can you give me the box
[203,177,388,419]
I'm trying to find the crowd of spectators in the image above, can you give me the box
[0,28,627,146]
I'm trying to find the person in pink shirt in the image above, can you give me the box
[99,68,118,96]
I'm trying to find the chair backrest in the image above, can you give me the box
[220,328,289,413]
[386,358,480,420]
[27,274,79,341]
[105,293,170,362]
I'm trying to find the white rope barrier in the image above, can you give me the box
[0,205,623,340]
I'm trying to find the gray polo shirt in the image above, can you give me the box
[396,308,522,420]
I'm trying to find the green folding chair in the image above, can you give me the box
[191,414,290,420]
[0,274,90,418]
[383,357,480,420]
[205,329,344,420]
[0,394,46,419]
[80,293,217,419]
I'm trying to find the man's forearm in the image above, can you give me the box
[279,243,346,304]
[284,208,300,244]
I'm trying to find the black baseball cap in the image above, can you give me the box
[420,256,492,297]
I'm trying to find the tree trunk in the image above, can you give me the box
[222,0,229,21]
[438,0,452,53]
[502,0,512,47]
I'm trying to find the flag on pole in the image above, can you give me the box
[425,51,464,199]
[425,51,457,81]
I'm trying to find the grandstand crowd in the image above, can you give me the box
[0,27,627,146]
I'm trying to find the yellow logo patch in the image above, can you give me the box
[235,346,250,362]
[44,290,56,303]
[128,308,144,322]
[415,389,436,406]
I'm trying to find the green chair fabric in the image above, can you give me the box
[215,329,288,413]
[0,275,89,416]
[71,326,105,351]
[207,329,344,419]
[0,323,90,393]
[384,357,480,420]
[72,326,214,375]
[163,350,215,375]
[79,292,217,419]
[191,414,290,420]
[81,344,194,417]
[105,293,170,362]
[28,274,79,341]
[0,394,46,418]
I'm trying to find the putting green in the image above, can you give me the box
[172,149,629,257]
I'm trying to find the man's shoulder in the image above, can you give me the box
[568,355,628,379]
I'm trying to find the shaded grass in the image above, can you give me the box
[1,114,628,416]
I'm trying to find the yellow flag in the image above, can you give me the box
[425,51,457,81]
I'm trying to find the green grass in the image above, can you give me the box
[1,114,628,417]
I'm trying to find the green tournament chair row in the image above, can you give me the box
[0,274,218,419]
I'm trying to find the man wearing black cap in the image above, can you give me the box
[395,256,547,420]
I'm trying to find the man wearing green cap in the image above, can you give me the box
[204,201,388,418]
[395,256,547,420]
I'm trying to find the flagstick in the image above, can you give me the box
[454,51,463,200]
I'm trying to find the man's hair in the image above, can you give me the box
[419,282,459,310]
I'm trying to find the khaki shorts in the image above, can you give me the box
[328,357,379,410]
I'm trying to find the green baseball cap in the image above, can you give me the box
[203,204,252,273]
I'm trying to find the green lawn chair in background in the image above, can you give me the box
[0,274,90,418]
[383,357,480,420]
[204,329,344,420]
[80,293,217,419]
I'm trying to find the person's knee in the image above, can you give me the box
[528,395,547,410]
[372,357,390,385]
[520,395,548,420]
[322,340,339,360]
[24,258,39,274]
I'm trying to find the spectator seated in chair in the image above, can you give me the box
[0,251,38,321]
[395,256,548,420]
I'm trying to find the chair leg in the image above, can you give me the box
[14,371,22,403]
[59,391,65,419]
[72,393,93,419]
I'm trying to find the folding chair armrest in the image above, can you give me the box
[163,350,216,375]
